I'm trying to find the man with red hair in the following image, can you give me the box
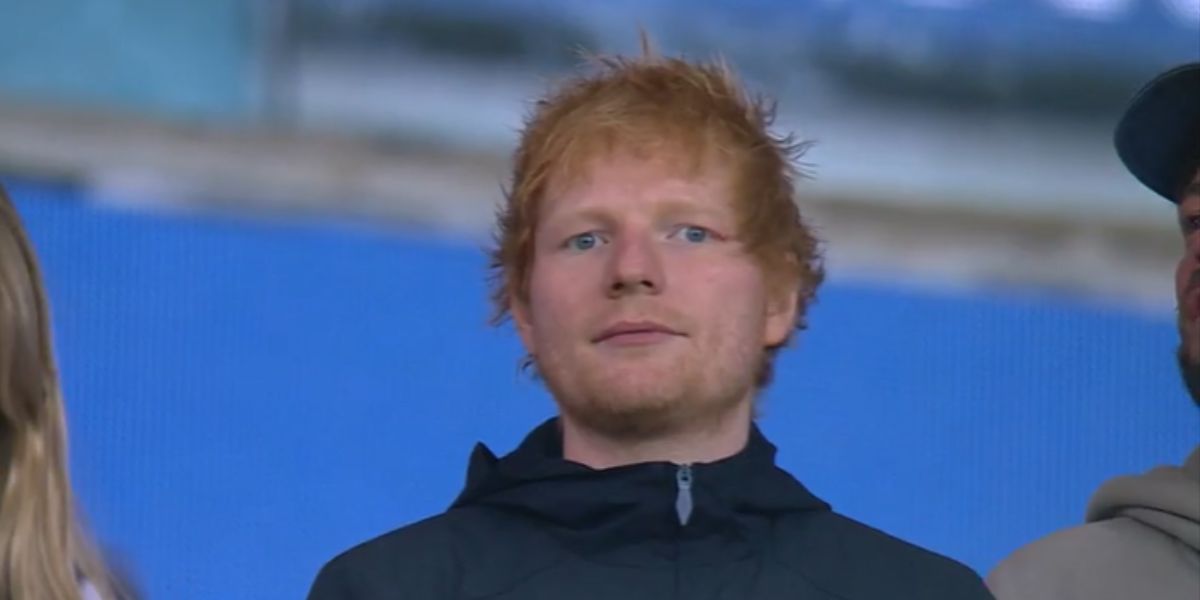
[308,46,992,599]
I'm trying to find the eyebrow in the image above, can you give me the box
[1178,203,1200,232]
[652,199,730,221]
[542,207,613,229]
[545,198,729,226]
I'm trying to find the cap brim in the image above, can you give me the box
[1114,63,1200,203]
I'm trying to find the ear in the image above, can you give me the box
[511,293,537,356]
[763,280,800,348]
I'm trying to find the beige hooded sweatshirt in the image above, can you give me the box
[988,446,1200,599]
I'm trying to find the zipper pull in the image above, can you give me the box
[675,464,693,526]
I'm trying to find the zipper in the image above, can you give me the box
[675,463,694,526]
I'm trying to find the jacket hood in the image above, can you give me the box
[449,418,830,564]
[1086,445,1200,551]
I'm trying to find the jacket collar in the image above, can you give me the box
[450,418,829,565]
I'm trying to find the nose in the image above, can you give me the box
[605,230,665,298]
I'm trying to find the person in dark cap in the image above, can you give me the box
[987,62,1200,600]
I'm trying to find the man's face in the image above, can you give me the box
[512,149,798,439]
[1173,167,1200,405]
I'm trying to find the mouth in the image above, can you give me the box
[592,320,685,346]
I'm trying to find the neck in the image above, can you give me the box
[560,400,754,470]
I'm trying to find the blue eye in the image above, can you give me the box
[567,232,599,251]
[676,226,710,243]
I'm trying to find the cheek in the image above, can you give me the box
[688,264,771,330]
[528,262,591,332]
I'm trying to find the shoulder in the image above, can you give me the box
[307,512,465,600]
[987,517,1195,600]
[307,507,564,600]
[774,510,992,599]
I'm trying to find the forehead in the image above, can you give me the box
[542,148,735,216]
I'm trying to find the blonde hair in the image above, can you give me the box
[0,184,120,599]
[489,36,824,386]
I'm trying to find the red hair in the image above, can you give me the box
[489,41,824,385]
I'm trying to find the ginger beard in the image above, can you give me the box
[532,301,766,442]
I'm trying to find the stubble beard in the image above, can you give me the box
[537,344,761,442]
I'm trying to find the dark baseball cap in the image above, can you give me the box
[1114,62,1200,203]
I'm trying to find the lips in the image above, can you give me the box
[592,320,683,344]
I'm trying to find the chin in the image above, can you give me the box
[606,382,687,409]
[560,392,691,440]
[588,367,689,409]
[553,370,695,438]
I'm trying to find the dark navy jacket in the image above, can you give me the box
[308,418,993,599]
